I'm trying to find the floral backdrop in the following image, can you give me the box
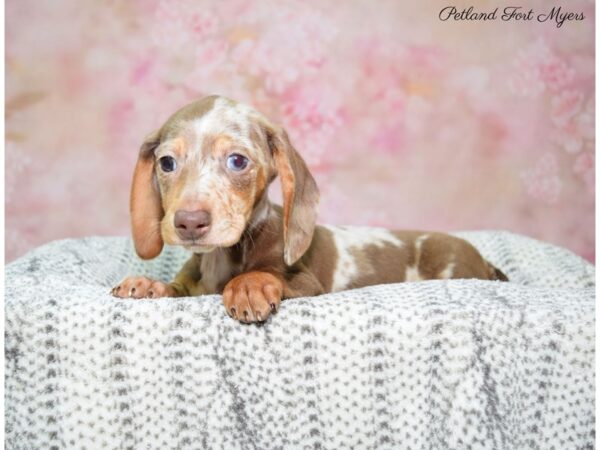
[6,0,595,262]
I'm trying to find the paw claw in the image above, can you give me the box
[111,277,175,299]
[222,272,283,323]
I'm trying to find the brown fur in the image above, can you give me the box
[299,226,339,293]
[113,96,508,323]
[268,128,320,266]
[344,240,411,289]
[130,130,163,259]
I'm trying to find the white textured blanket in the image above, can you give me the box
[5,231,595,449]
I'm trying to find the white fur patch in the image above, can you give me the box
[248,200,272,230]
[439,262,455,279]
[324,226,404,292]
[180,159,219,199]
[404,266,422,282]
[193,97,257,151]
[415,233,429,250]
[404,233,429,282]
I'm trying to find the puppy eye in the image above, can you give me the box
[226,154,249,171]
[158,156,176,172]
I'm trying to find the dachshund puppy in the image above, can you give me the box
[112,95,508,323]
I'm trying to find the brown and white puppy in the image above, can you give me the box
[112,95,508,323]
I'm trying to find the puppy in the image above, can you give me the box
[112,95,508,322]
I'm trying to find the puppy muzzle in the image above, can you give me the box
[174,209,211,241]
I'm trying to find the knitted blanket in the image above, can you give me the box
[5,231,595,449]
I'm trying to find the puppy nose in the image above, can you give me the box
[174,209,211,240]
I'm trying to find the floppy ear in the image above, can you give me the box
[268,127,320,266]
[130,130,164,259]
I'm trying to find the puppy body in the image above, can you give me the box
[171,205,505,295]
[113,95,507,322]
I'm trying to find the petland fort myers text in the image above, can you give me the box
[439,6,584,28]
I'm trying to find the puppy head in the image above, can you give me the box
[130,95,319,265]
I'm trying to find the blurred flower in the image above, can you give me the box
[551,90,583,127]
[521,153,562,204]
[368,87,406,154]
[551,95,594,154]
[573,151,594,193]
[5,0,595,264]
[508,39,575,97]
[404,95,432,135]
[575,98,595,141]
[540,56,576,93]
[552,123,584,154]
[5,142,32,205]
[230,6,336,95]
[449,66,490,98]
[153,1,220,48]
[405,45,447,77]
[279,83,343,166]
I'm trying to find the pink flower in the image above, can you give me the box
[573,152,594,193]
[370,123,404,154]
[520,153,562,204]
[153,1,220,48]
[541,57,575,93]
[230,6,336,94]
[364,86,407,153]
[402,95,430,135]
[405,45,446,77]
[551,90,583,126]
[108,99,134,138]
[551,95,593,154]
[508,40,548,97]
[183,38,230,89]
[508,39,575,97]
[129,58,154,86]
[279,84,343,166]
[449,66,490,98]
[5,143,32,205]
[189,10,219,37]
[552,124,583,154]
[575,98,595,140]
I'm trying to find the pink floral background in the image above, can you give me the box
[6,0,595,262]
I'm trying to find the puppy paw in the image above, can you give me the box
[111,276,177,299]
[223,271,283,323]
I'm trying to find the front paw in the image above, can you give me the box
[111,276,177,299]
[223,271,283,323]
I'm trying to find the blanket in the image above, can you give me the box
[5,231,595,449]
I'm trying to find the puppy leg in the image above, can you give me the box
[111,255,204,299]
[111,276,179,299]
[222,271,283,323]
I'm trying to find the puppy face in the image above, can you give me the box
[155,97,272,252]
[130,95,319,265]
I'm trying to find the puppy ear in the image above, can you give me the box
[268,127,320,266]
[130,130,164,259]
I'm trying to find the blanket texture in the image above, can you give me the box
[5,231,595,449]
